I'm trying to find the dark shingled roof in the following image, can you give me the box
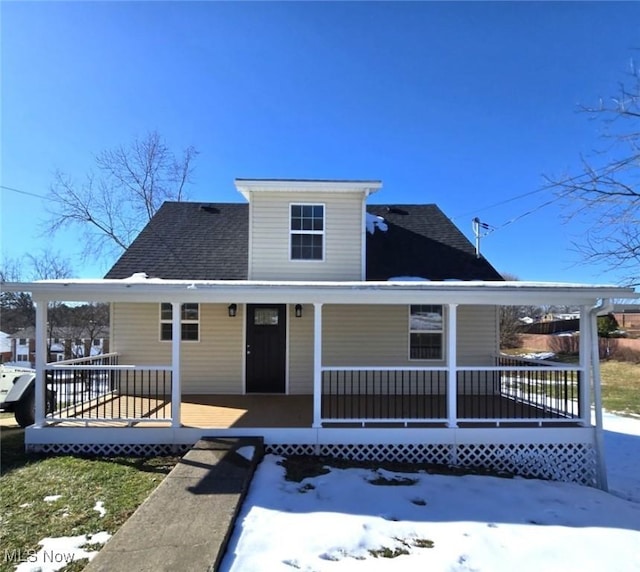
[105,201,502,281]
[105,202,249,280]
[366,205,503,281]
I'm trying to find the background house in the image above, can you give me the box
[9,326,110,366]
[0,331,11,363]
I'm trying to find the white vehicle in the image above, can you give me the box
[0,365,53,427]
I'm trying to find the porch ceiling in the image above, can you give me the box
[1,279,634,305]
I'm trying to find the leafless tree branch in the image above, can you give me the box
[547,60,640,286]
[44,131,198,266]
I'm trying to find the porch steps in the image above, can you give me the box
[83,436,264,572]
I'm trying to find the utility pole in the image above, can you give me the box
[472,217,493,258]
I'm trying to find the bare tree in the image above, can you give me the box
[498,273,539,349]
[0,258,35,332]
[68,303,110,358]
[27,250,73,281]
[1,250,73,362]
[547,59,640,286]
[46,131,197,263]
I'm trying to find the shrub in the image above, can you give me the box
[548,334,580,355]
[610,346,640,364]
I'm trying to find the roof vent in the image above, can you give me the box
[199,205,220,214]
[386,206,408,215]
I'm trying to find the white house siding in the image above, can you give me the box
[323,305,422,366]
[457,305,500,395]
[111,302,244,394]
[322,304,497,366]
[288,305,314,393]
[112,302,498,396]
[456,305,499,366]
[248,191,364,281]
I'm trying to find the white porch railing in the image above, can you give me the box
[321,356,585,427]
[45,353,173,424]
[321,367,448,425]
[42,353,585,428]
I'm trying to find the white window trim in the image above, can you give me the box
[159,302,200,343]
[289,202,326,262]
[408,304,445,361]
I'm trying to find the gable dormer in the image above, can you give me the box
[235,179,382,281]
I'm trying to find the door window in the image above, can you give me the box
[254,308,279,326]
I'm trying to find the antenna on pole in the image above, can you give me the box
[472,217,493,258]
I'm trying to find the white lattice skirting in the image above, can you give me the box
[28,442,191,456]
[28,440,597,486]
[266,442,597,486]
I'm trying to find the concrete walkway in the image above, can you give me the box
[84,437,264,572]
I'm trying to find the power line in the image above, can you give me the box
[452,181,560,221]
[487,189,575,235]
[453,152,635,223]
[0,185,46,199]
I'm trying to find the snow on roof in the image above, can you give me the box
[388,276,430,281]
[366,213,388,235]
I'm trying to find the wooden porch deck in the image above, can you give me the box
[52,394,313,428]
[181,395,313,428]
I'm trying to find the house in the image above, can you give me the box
[612,299,640,336]
[0,331,11,363]
[2,179,633,488]
[9,327,110,366]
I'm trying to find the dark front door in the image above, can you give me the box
[246,304,286,393]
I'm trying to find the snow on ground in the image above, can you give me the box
[221,413,640,572]
[237,446,256,461]
[93,500,106,518]
[602,412,640,503]
[15,532,111,572]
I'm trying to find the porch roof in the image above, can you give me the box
[2,278,634,306]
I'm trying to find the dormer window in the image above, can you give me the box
[290,204,324,261]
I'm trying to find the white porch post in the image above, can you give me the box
[171,302,182,428]
[446,303,458,428]
[579,305,591,427]
[34,297,48,426]
[591,303,609,491]
[312,303,323,428]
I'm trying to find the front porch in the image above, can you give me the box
[5,277,633,488]
[43,393,584,430]
[27,349,598,487]
[41,353,585,429]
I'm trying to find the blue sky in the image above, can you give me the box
[1,1,639,285]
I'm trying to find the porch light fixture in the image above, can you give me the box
[228,303,237,317]
[295,304,303,318]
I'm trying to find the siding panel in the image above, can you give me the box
[457,305,498,366]
[323,304,498,367]
[249,192,363,280]
[111,302,499,396]
[112,302,244,394]
[323,305,445,367]
[288,305,314,393]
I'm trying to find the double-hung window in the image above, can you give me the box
[409,305,444,360]
[290,204,324,260]
[160,303,200,341]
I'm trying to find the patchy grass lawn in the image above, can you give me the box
[505,348,640,416]
[600,360,640,416]
[0,427,180,572]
